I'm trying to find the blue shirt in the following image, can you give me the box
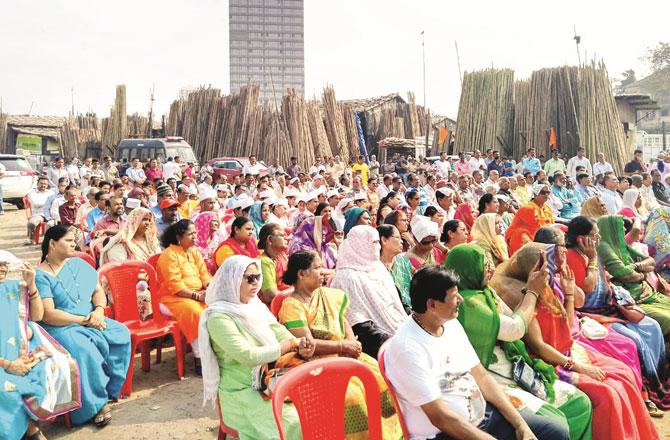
[522,158,542,176]
[86,207,106,232]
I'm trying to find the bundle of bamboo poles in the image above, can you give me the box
[513,62,629,172]
[60,113,101,158]
[127,113,151,138]
[101,85,127,156]
[455,62,629,173]
[453,68,515,155]
[166,85,364,168]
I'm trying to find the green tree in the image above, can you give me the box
[646,42,670,72]
[617,69,637,92]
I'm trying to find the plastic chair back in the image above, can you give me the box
[99,260,166,325]
[377,341,410,439]
[271,357,383,440]
[73,252,96,269]
[147,253,161,270]
[270,291,291,317]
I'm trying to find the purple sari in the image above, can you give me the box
[288,214,337,269]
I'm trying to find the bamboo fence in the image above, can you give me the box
[101,85,127,156]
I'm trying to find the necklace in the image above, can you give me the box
[46,259,81,304]
[412,312,437,336]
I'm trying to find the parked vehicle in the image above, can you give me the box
[0,154,37,208]
[206,157,269,180]
[116,137,197,164]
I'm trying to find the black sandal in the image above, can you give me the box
[93,404,112,427]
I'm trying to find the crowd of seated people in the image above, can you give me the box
[6,149,670,439]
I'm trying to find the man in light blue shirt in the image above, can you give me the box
[522,149,542,176]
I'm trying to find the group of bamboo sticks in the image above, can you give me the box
[166,84,364,167]
[454,62,630,173]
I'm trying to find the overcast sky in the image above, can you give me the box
[1,0,667,119]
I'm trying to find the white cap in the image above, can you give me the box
[199,188,217,202]
[289,177,300,185]
[285,188,299,198]
[126,198,141,209]
[326,189,339,199]
[314,187,326,196]
[436,187,454,197]
[273,198,289,208]
[306,191,319,202]
[259,189,275,200]
[353,191,368,202]
[215,184,228,192]
[232,195,253,210]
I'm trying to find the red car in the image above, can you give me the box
[206,157,269,180]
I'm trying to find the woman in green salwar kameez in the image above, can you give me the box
[444,245,593,440]
[597,215,670,335]
[198,255,316,440]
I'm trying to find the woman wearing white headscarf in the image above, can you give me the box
[619,188,645,222]
[198,255,313,440]
[330,225,407,358]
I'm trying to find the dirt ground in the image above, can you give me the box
[2,203,670,439]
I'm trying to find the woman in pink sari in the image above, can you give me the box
[194,211,227,274]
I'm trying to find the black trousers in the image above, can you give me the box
[351,320,390,359]
[431,403,569,440]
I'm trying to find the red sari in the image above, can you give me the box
[505,206,540,256]
[535,286,658,440]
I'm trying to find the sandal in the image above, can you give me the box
[646,400,664,418]
[93,404,112,427]
[23,430,47,440]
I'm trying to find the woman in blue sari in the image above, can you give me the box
[35,225,131,427]
[0,250,80,440]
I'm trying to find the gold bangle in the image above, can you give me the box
[526,289,540,299]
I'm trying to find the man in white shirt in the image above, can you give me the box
[566,146,592,179]
[384,266,567,440]
[434,187,456,220]
[125,157,147,186]
[162,156,182,180]
[592,152,614,178]
[26,176,54,240]
[377,174,392,199]
[433,152,452,178]
[243,155,264,176]
[468,150,487,174]
[600,173,623,214]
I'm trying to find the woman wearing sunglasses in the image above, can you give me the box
[530,184,555,227]
[405,215,443,269]
[199,255,314,440]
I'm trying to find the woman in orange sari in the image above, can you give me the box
[505,205,541,256]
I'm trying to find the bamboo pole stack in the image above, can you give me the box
[453,68,515,155]
[101,85,127,156]
[60,113,101,158]
[455,62,629,173]
[0,113,7,154]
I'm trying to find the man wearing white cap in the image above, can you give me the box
[305,192,319,214]
[232,194,254,217]
[192,188,217,220]
[326,189,341,209]
[284,187,299,207]
[267,198,290,229]
[434,187,456,220]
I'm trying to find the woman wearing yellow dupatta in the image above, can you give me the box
[444,245,593,440]
[470,213,509,267]
[278,247,401,440]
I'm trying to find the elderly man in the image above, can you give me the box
[592,152,614,178]
[600,173,623,214]
[574,173,599,199]
[551,172,582,220]
[497,177,519,210]
[368,154,380,179]
[468,150,487,173]
[43,177,69,227]
[454,152,472,176]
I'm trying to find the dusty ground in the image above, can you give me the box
[2,203,670,439]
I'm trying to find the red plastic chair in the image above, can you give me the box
[147,253,161,270]
[73,252,96,268]
[271,357,383,440]
[217,396,239,439]
[270,291,291,317]
[98,260,185,397]
[23,196,47,245]
[377,341,410,439]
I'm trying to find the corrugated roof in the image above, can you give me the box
[341,94,405,112]
[7,115,66,127]
[11,126,61,139]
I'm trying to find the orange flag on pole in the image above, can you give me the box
[549,127,557,149]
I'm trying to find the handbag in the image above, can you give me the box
[512,358,548,400]
[612,285,646,323]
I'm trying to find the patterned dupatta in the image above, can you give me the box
[0,279,81,420]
